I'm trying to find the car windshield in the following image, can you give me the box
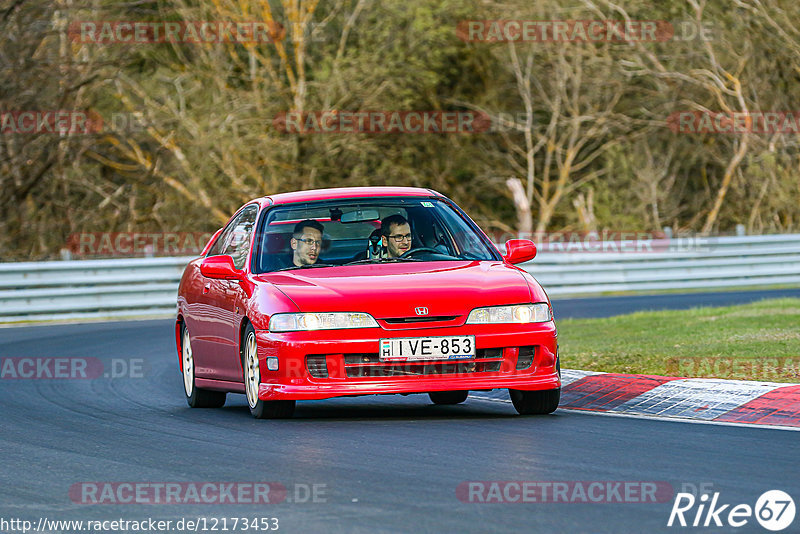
[252,197,500,273]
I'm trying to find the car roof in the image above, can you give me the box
[260,186,443,206]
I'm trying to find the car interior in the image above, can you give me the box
[253,205,456,273]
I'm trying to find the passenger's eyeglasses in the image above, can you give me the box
[296,238,322,247]
[388,234,412,243]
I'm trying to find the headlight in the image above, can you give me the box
[269,312,379,332]
[466,304,551,324]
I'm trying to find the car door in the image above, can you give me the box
[191,205,258,381]
[213,205,259,381]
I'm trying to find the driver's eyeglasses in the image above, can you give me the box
[296,238,322,248]
[388,234,412,243]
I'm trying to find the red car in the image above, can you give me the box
[176,187,560,418]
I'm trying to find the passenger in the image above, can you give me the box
[381,214,412,258]
[290,219,324,266]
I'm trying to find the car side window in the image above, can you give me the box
[207,224,235,258]
[207,205,259,269]
[224,205,259,269]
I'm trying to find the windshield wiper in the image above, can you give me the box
[343,258,423,265]
[276,263,337,271]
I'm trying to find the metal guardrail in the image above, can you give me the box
[0,234,798,322]
[524,234,800,295]
[0,257,193,323]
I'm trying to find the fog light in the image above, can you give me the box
[266,357,279,371]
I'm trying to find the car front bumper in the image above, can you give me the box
[255,324,560,401]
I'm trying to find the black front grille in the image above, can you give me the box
[479,348,502,359]
[382,316,459,324]
[344,349,502,365]
[345,361,502,378]
[343,349,503,378]
[344,353,380,365]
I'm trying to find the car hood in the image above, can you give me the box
[254,261,533,318]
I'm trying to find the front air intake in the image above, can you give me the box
[305,355,329,378]
[516,346,535,370]
[342,349,504,378]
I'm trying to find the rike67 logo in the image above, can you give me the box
[668,490,795,531]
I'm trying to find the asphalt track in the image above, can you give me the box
[1,289,799,534]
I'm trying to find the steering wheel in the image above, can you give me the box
[399,247,442,258]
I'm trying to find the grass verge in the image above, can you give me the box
[558,298,800,383]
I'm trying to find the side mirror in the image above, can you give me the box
[200,255,244,280]
[503,239,537,264]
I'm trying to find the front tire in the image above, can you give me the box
[182,324,226,408]
[242,324,295,419]
[509,388,560,415]
[429,390,469,405]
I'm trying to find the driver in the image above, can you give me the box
[381,214,412,258]
[290,219,324,266]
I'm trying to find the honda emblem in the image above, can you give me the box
[415,307,429,316]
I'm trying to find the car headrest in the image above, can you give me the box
[257,233,291,272]
[266,233,290,253]
[415,222,438,248]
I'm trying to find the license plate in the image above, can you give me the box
[379,336,475,361]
